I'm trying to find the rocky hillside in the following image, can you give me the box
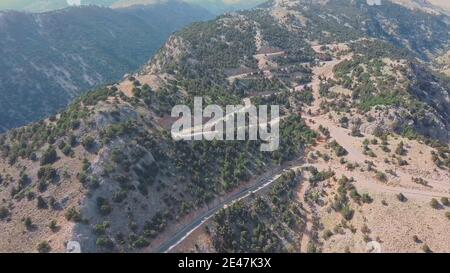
[0,0,449,253]
[0,2,212,131]
[112,0,267,14]
[393,0,450,15]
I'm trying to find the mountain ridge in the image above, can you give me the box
[0,0,267,14]
[0,2,212,132]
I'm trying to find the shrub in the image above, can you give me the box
[373,126,384,137]
[82,159,91,171]
[40,146,58,165]
[366,150,376,158]
[306,242,318,253]
[19,173,30,187]
[81,136,95,150]
[26,192,35,201]
[362,193,373,204]
[38,180,48,192]
[361,224,371,234]
[341,205,354,220]
[0,206,9,220]
[37,196,48,209]
[330,140,348,157]
[97,197,112,216]
[430,198,440,209]
[29,153,37,161]
[96,236,114,250]
[363,234,371,243]
[395,141,407,156]
[133,236,150,248]
[381,145,390,153]
[58,141,66,150]
[65,207,82,222]
[375,171,387,182]
[37,166,57,181]
[49,197,57,210]
[322,230,333,240]
[319,125,330,138]
[412,177,429,187]
[24,217,33,229]
[68,134,77,147]
[446,212,450,220]
[351,127,363,137]
[94,221,110,235]
[397,158,409,166]
[61,144,73,156]
[77,172,88,184]
[339,116,349,128]
[350,189,361,203]
[37,241,51,253]
[441,197,449,206]
[48,220,58,232]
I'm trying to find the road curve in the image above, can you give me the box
[155,161,302,253]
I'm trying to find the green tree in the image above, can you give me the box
[40,146,58,165]
[37,241,51,253]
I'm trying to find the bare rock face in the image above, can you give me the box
[143,36,189,75]
[360,106,449,141]
[360,106,412,133]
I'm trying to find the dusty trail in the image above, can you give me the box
[298,180,313,253]
[296,55,352,252]
[159,45,449,253]
[307,117,450,199]
[303,53,450,202]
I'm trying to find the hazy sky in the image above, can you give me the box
[0,0,266,13]
[428,0,450,9]
[67,0,81,5]
[367,0,381,5]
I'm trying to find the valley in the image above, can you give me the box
[0,1,212,131]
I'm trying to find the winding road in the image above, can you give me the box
[155,161,302,253]
[155,48,346,254]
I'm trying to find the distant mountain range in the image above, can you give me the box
[0,1,116,12]
[0,0,266,14]
[0,1,212,131]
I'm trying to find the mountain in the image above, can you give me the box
[392,0,450,15]
[0,1,118,12]
[0,0,266,14]
[0,1,66,12]
[0,0,449,253]
[3,0,450,15]
[0,2,212,131]
[186,0,266,14]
